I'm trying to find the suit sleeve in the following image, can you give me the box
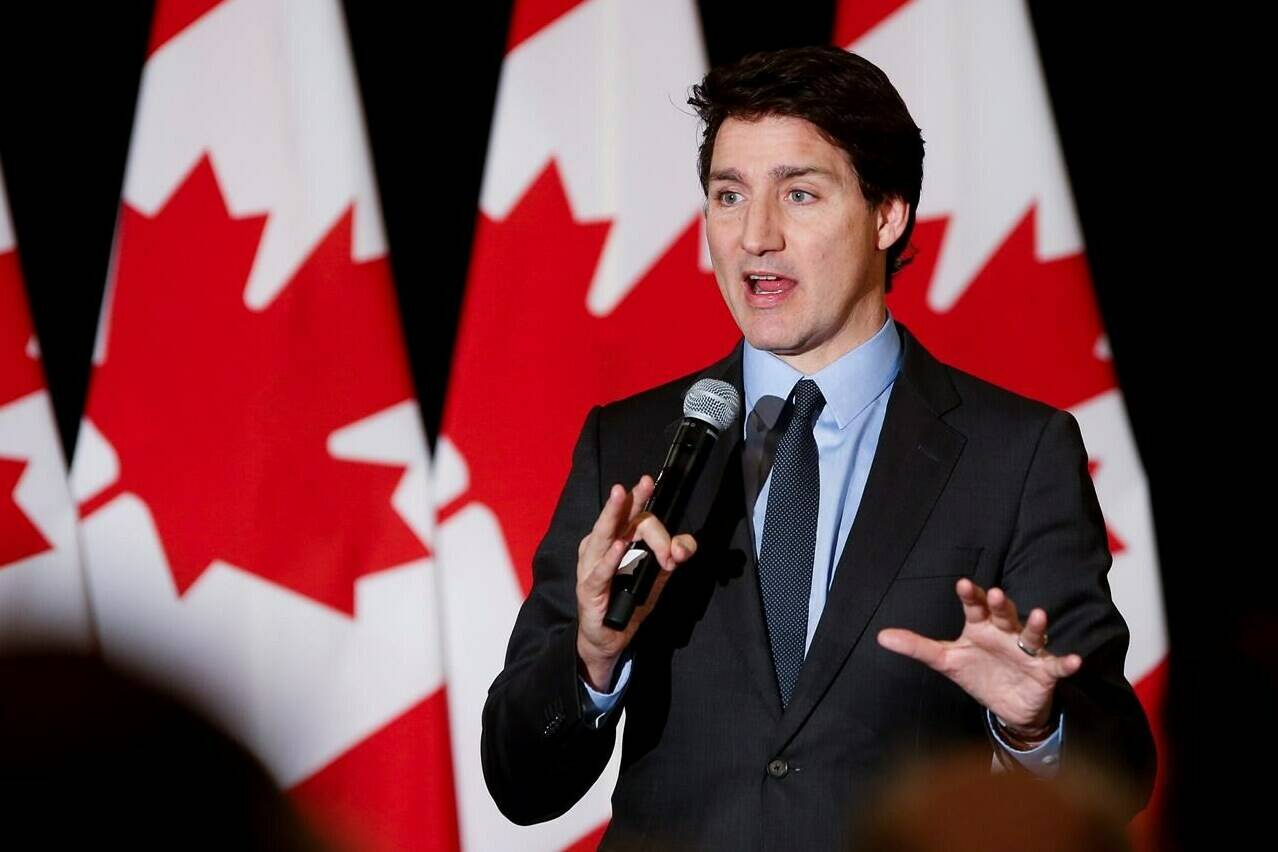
[480,405,622,825]
[1001,408,1157,815]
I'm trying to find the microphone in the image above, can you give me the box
[603,378,742,630]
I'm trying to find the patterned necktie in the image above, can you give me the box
[757,378,825,709]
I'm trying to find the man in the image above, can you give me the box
[481,46,1155,850]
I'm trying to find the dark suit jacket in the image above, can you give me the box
[481,321,1156,851]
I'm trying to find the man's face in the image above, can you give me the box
[705,115,906,374]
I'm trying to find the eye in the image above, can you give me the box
[787,189,814,203]
[718,190,743,206]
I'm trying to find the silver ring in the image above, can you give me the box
[1016,635,1041,658]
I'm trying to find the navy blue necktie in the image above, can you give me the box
[757,378,825,709]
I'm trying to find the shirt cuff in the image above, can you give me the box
[579,655,633,729]
[987,709,1064,778]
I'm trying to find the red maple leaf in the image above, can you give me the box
[441,163,740,592]
[888,209,1116,413]
[81,156,426,614]
[0,456,51,567]
[1,250,44,407]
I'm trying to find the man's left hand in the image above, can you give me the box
[877,578,1082,731]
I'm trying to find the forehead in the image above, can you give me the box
[709,114,852,177]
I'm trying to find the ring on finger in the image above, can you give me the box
[1016,635,1044,658]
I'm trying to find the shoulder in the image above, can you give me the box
[899,323,1072,449]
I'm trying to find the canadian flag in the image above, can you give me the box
[839,0,1169,839]
[434,0,738,849]
[67,2,456,849]
[0,163,92,650]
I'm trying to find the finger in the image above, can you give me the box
[1045,652,1083,679]
[877,628,947,670]
[621,477,656,536]
[632,534,698,620]
[986,587,1021,633]
[956,578,989,624]
[670,533,698,565]
[630,513,675,569]
[625,475,655,524]
[582,484,629,568]
[1019,607,1049,653]
[581,537,629,597]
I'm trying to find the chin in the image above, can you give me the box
[739,314,794,346]
[744,330,802,356]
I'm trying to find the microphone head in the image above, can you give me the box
[683,378,741,432]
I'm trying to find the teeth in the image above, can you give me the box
[747,274,787,295]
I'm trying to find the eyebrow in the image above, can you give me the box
[707,165,835,184]
[770,165,833,180]
[708,168,744,184]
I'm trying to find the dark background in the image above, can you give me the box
[0,3,1262,846]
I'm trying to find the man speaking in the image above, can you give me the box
[480,46,1155,850]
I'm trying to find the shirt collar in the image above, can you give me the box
[742,310,902,431]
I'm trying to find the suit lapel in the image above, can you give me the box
[771,322,965,748]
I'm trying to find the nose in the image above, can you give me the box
[741,196,783,255]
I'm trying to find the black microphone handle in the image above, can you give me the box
[604,417,720,630]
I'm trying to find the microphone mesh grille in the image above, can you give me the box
[683,379,741,432]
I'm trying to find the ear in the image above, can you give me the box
[875,196,910,252]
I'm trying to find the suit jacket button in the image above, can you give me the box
[767,758,789,778]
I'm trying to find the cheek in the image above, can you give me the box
[706,231,740,296]
[705,213,739,248]
[799,236,847,289]
[712,270,736,307]
[821,226,871,276]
